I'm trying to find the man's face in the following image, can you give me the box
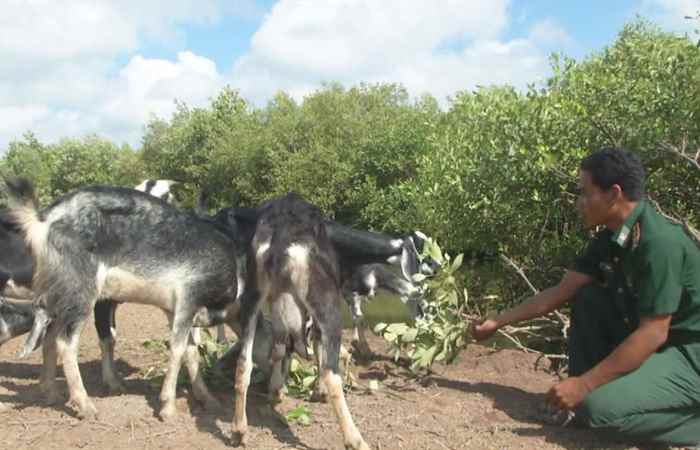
[576,170,615,228]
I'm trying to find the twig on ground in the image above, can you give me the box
[137,428,178,441]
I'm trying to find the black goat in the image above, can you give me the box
[221,193,370,449]
[4,178,239,420]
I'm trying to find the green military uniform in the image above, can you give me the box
[569,199,700,446]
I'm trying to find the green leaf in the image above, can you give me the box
[289,358,301,373]
[386,323,409,335]
[419,345,438,367]
[411,273,427,283]
[286,405,313,426]
[302,375,317,389]
[373,322,388,334]
[451,253,464,271]
[401,328,418,343]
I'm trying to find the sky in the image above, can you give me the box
[0,0,698,151]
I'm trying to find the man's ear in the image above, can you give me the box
[609,184,623,203]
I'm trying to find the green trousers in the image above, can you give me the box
[569,285,700,446]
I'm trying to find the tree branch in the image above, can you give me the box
[648,197,700,247]
[660,140,700,172]
[498,252,571,367]
[498,254,539,295]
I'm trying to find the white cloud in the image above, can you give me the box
[0,0,574,150]
[530,19,574,46]
[0,0,248,150]
[639,0,700,33]
[0,0,228,72]
[103,52,225,131]
[231,0,556,105]
[0,105,50,139]
[0,51,225,149]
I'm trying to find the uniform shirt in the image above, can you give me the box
[572,200,700,370]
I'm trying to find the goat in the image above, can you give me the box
[0,208,35,300]
[0,297,34,347]
[0,207,49,361]
[92,179,188,392]
[4,177,239,420]
[343,263,423,354]
[212,217,439,378]
[328,224,439,355]
[133,179,179,204]
[93,202,263,396]
[226,192,369,449]
[12,178,187,392]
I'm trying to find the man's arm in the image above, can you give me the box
[548,314,671,410]
[473,270,592,341]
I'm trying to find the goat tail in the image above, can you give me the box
[4,177,48,256]
[286,244,310,301]
[5,177,39,212]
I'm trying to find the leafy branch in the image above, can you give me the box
[374,237,475,373]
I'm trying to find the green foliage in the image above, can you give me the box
[139,331,233,388]
[374,238,473,373]
[285,355,318,400]
[285,404,313,426]
[1,19,696,352]
[1,133,145,204]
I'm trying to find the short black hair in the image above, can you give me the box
[580,147,646,201]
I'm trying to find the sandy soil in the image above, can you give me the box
[0,304,652,450]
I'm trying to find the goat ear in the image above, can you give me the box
[411,230,428,253]
[400,238,420,281]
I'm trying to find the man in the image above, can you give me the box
[474,147,700,446]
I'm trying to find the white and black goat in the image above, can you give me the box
[212,220,441,380]
[4,178,240,420]
[93,178,184,392]
[0,208,35,301]
[328,224,440,355]
[222,192,369,449]
[133,179,179,204]
[0,208,47,353]
[92,200,268,397]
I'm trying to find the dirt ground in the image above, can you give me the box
[0,304,653,450]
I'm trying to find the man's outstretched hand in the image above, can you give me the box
[472,318,500,341]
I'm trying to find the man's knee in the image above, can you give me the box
[579,388,625,428]
[579,391,608,427]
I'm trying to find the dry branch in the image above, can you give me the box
[649,198,700,247]
[498,253,570,368]
[660,139,700,171]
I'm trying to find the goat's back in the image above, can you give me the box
[19,186,239,310]
[253,193,340,291]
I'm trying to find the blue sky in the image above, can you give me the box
[0,0,697,150]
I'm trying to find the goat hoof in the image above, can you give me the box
[230,427,248,447]
[104,379,126,395]
[158,402,177,421]
[346,440,371,450]
[72,399,98,420]
[41,385,61,405]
